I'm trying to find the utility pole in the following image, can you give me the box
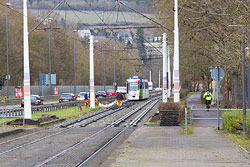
[102,48,106,91]
[122,50,124,84]
[167,42,171,97]
[89,35,95,109]
[246,47,250,108]
[23,0,31,119]
[73,30,77,95]
[158,70,160,88]
[6,2,11,98]
[173,0,180,102]
[48,18,52,96]
[162,33,168,102]
[113,48,116,89]
[149,70,151,82]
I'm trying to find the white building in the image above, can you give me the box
[78,30,91,38]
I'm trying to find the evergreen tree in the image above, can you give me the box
[136,28,146,64]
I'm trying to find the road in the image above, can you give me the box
[0,100,59,110]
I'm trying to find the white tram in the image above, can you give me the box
[126,76,149,100]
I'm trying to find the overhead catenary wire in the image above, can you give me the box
[118,4,163,55]
[29,0,66,34]
[118,0,172,32]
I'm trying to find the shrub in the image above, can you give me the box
[159,101,181,111]
[180,89,190,100]
[236,100,243,108]
[222,110,250,138]
[158,101,186,124]
[223,101,233,109]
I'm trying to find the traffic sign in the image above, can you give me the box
[6,74,10,80]
[211,67,225,81]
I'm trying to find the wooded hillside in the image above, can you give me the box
[153,0,250,104]
[0,0,141,87]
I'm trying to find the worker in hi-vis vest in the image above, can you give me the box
[203,90,213,110]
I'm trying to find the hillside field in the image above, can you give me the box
[30,9,152,25]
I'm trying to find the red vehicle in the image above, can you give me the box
[106,89,116,97]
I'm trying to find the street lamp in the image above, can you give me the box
[73,30,77,95]
[102,48,106,91]
[246,47,250,108]
[48,18,52,95]
[228,24,246,135]
[209,66,213,91]
[6,2,11,98]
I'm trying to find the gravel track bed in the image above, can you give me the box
[0,128,65,154]
[0,127,103,167]
[40,127,125,167]
[87,100,151,128]
[0,96,161,167]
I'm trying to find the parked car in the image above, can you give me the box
[116,86,127,94]
[155,87,162,91]
[106,89,116,97]
[59,93,76,103]
[77,92,88,101]
[96,91,107,98]
[21,95,43,107]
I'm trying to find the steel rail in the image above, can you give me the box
[0,128,50,145]
[128,99,160,127]
[76,98,160,166]
[0,127,72,155]
[36,98,159,166]
[110,99,153,127]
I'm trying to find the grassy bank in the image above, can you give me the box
[0,106,102,126]
[222,110,250,152]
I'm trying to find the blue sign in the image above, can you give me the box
[40,74,56,85]
[211,68,225,81]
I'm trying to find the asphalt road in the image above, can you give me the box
[0,100,59,110]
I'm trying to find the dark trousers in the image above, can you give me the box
[205,100,211,108]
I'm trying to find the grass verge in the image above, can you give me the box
[227,133,250,153]
[0,106,102,126]
[180,126,193,135]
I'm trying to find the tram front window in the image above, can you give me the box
[128,83,138,91]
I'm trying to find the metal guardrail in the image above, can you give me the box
[0,96,117,119]
[0,101,85,118]
[185,106,249,132]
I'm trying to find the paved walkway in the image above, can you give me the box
[186,93,222,127]
[103,93,250,167]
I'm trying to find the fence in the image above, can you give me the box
[0,96,115,117]
[0,85,114,98]
[185,107,250,134]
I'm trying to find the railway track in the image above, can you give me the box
[35,97,160,167]
[0,94,161,167]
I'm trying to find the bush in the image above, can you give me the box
[223,101,233,109]
[222,110,250,138]
[236,100,243,108]
[159,101,181,111]
[158,101,186,124]
[180,89,190,100]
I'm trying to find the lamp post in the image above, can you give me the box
[6,2,11,98]
[209,67,213,91]
[229,24,246,135]
[173,0,180,102]
[48,18,52,96]
[102,48,106,91]
[246,47,250,108]
[73,30,77,95]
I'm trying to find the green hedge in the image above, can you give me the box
[222,110,250,138]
